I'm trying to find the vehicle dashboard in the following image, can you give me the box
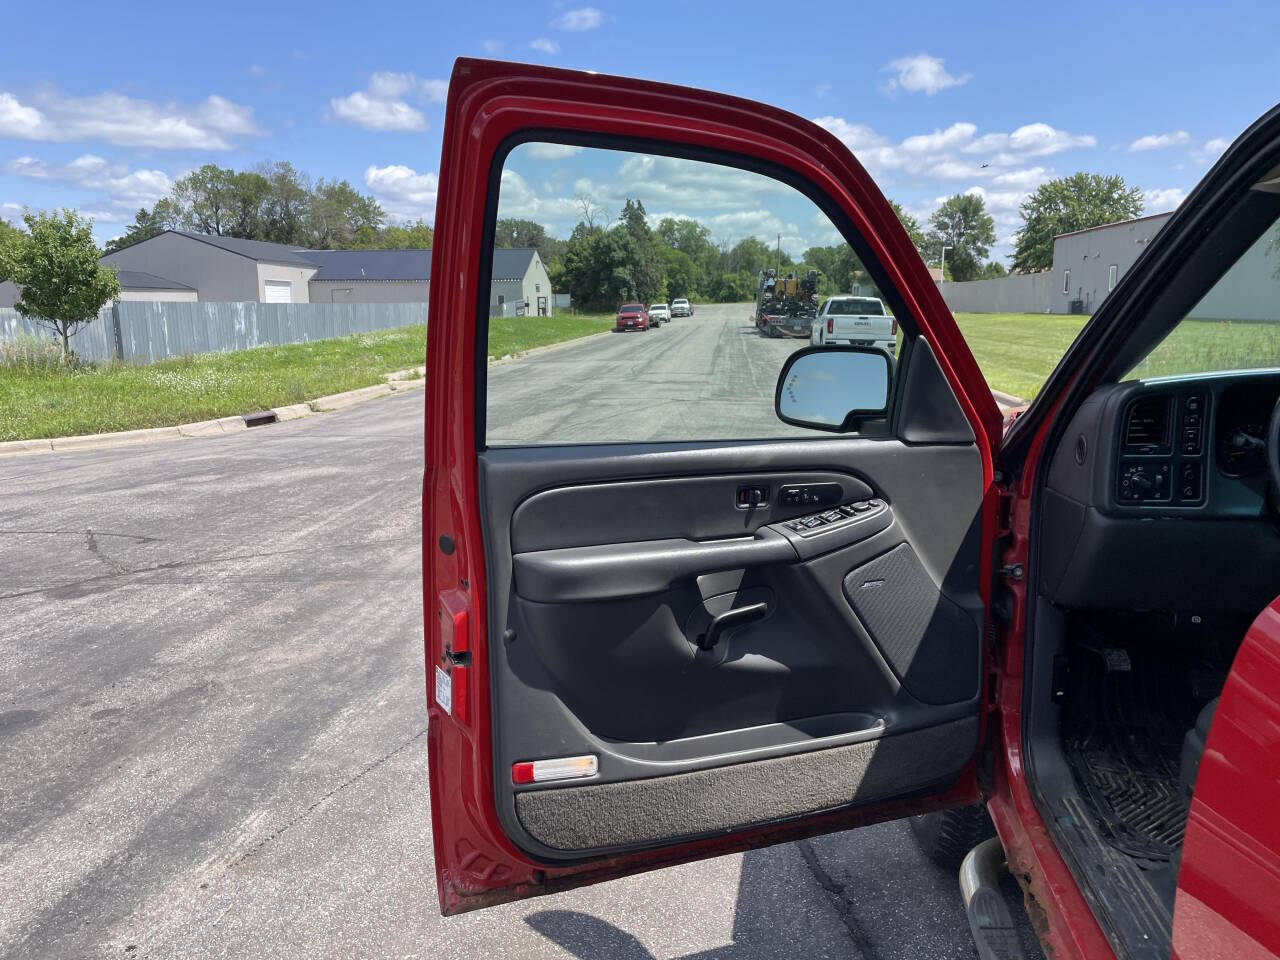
[1038,370,1280,614]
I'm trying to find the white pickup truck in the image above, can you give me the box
[810,296,897,355]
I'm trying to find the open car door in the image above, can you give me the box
[424,58,1005,915]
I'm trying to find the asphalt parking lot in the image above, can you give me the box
[1,304,1011,959]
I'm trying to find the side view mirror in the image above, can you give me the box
[774,346,892,432]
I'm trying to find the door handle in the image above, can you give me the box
[695,601,769,650]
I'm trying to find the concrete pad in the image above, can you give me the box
[216,415,248,433]
[52,426,183,451]
[177,419,226,438]
[309,383,393,412]
[388,378,426,392]
[0,438,55,457]
[271,403,315,422]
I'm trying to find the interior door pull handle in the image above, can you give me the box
[696,602,769,650]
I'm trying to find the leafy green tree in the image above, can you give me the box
[104,204,176,254]
[981,260,1008,279]
[889,200,930,261]
[708,270,757,302]
[618,199,667,302]
[495,217,564,266]
[0,210,120,360]
[661,246,700,299]
[257,161,312,245]
[307,179,385,248]
[0,216,23,280]
[1012,173,1143,271]
[724,236,784,275]
[927,193,996,282]
[380,219,435,249]
[170,164,239,235]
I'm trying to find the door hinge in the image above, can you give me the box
[997,562,1024,581]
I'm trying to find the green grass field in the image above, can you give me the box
[953,313,1088,400]
[487,312,614,357]
[954,313,1280,401]
[1,325,429,441]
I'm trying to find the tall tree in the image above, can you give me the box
[618,199,666,302]
[981,260,1008,279]
[0,210,120,359]
[257,161,311,244]
[104,205,173,254]
[889,200,930,262]
[1012,173,1143,271]
[928,193,996,282]
[359,219,434,249]
[306,179,385,248]
[170,164,239,236]
[494,217,563,265]
[0,216,22,281]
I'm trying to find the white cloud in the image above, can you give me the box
[815,83,831,100]
[0,90,260,150]
[991,166,1050,188]
[881,55,971,96]
[524,142,583,160]
[329,72,448,132]
[364,163,439,219]
[814,116,1094,179]
[1143,187,1186,212]
[530,37,560,54]
[552,6,604,30]
[482,39,502,54]
[1192,137,1229,164]
[1129,130,1190,152]
[248,64,268,78]
[7,154,172,207]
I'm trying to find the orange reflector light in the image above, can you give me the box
[511,755,598,784]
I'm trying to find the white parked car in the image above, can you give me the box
[670,298,692,317]
[810,296,896,354]
[648,303,671,323]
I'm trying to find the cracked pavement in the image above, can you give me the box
[0,318,1016,958]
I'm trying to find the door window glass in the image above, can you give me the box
[485,142,901,446]
[1125,213,1280,380]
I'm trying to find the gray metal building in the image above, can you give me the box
[304,249,431,303]
[1052,212,1173,314]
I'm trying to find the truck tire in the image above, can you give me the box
[909,805,996,869]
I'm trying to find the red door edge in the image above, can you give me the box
[984,394,1117,960]
[424,57,1002,915]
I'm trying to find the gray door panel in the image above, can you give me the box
[479,437,985,861]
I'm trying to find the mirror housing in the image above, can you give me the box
[774,346,893,433]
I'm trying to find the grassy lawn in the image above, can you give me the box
[487,311,614,357]
[1,325,428,441]
[953,313,1088,400]
[954,313,1280,401]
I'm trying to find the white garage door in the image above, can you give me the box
[264,280,293,304]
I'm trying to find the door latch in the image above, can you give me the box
[694,602,769,650]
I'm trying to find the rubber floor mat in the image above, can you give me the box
[1061,641,1205,863]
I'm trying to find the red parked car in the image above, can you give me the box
[424,59,1280,960]
[615,303,649,332]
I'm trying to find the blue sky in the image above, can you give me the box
[2,0,1277,260]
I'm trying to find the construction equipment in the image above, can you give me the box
[755,268,820,338]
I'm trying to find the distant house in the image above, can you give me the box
[491,248,553,316]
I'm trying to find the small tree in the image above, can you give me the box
[0,210,120,361]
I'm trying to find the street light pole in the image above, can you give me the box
[940,245,953,284]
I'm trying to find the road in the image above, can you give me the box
[0,304,1029,959]
[488,302,811,444]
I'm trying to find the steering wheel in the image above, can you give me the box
[1268,395,1280,502]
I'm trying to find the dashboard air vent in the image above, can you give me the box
[1124,397,1171,450]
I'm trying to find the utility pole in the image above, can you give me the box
[940,245,953,284]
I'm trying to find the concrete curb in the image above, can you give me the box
[310,383,393,412]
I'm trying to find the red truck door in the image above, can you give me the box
[423,58,1004,915]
